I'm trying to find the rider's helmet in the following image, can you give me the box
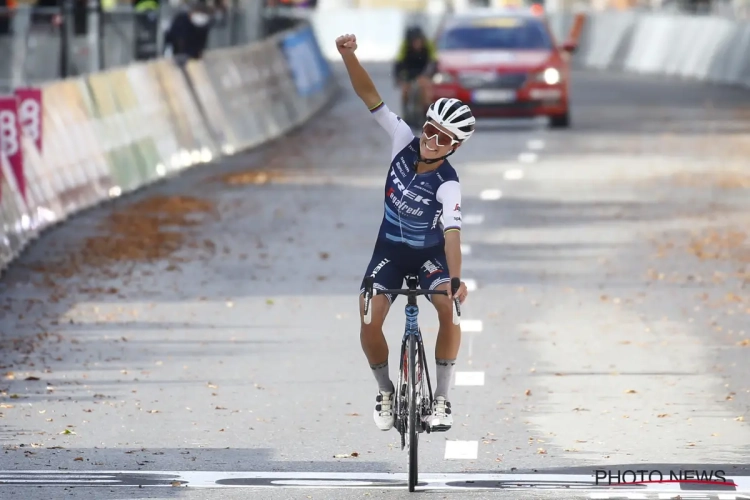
[426,98,476,143]
[405,25,426,43]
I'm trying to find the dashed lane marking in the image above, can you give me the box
[504,168,524,180]
[444,440,479,460]
[463,214,485,225]
[479,189,502,200]
[455,371,485,386]
[461,319,483,333]
[527,139,545,150]
[518,152,538,163]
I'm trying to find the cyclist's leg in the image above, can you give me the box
[359,241,404,430]
[418,253,458,429]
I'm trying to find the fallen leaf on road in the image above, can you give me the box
[334,452,359,459]
[525,389,532,396]
[346,413,360,417]
[657,414,669,418]
[537,448,547,454]
[625,389,637,394]
[736,416,745,422]
[74,457,83,461]
[171,481,182,487]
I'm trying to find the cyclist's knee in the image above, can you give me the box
[431,284,455,321]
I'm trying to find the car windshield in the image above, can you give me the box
[438,18,553,50]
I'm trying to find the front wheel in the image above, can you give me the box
[407,334,419,492]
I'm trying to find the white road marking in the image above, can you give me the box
[463,214,485,225]
[1,471,747,492]
[461,319,483,332]
[444,440,478,460]
[464,279,477,291]
[504,168,524,180]
[455,371,485,386]
[479,189,502,200]
[527,139,545,150]
[518,152,538,163]
[460,244,471,255]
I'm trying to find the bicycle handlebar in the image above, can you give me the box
[362,277,462,326]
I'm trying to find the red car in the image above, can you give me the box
[431,9,576,128]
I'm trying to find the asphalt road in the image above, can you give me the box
[1,62,750,500]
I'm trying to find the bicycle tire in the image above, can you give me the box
[407,334,419,492]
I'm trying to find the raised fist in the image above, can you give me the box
[335,34,357,56]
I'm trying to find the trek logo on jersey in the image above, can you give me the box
[370,258,390,277]
[430,208,443,229]
[389,169,431,206]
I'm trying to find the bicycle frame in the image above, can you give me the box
[362,275,461,492]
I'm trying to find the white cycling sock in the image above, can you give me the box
[435,358,456,399]
[371,360,394,393]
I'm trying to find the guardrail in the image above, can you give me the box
[0,20,337,276]
[566,11,750,89]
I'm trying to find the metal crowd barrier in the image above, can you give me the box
[0,19,337,276]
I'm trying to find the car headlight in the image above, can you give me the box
[432,72,455,84]
[536,67,561,85]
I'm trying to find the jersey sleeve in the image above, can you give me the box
[436,180,462,233]
[369,101,416,160]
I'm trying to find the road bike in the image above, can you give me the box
[362,275,461,492]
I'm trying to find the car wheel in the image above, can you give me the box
[549,110,570,129]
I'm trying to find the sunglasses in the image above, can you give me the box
[422,121,459,148]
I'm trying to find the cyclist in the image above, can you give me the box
[394,25,437,115]
[336,33,474,433]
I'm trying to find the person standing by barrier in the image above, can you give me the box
[164,0,212,63]
[336,33,474,433]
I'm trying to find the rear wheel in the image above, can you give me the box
[403,85,424,129]
[407,334,419,492]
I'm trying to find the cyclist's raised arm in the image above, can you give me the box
[336,33,414,158]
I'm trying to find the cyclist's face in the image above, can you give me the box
[420,120,459,160]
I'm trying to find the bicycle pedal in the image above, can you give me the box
[429,424,451,433]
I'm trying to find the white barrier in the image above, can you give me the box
[558,11,750,89]
[0,21,337,276]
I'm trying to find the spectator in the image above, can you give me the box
[164,0,212,62]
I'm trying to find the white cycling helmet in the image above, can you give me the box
[426,98,476,143]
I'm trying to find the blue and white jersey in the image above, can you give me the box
[370,102,462,249]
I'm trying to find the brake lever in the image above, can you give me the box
[363,276,374,325]
[450,277,461,326]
